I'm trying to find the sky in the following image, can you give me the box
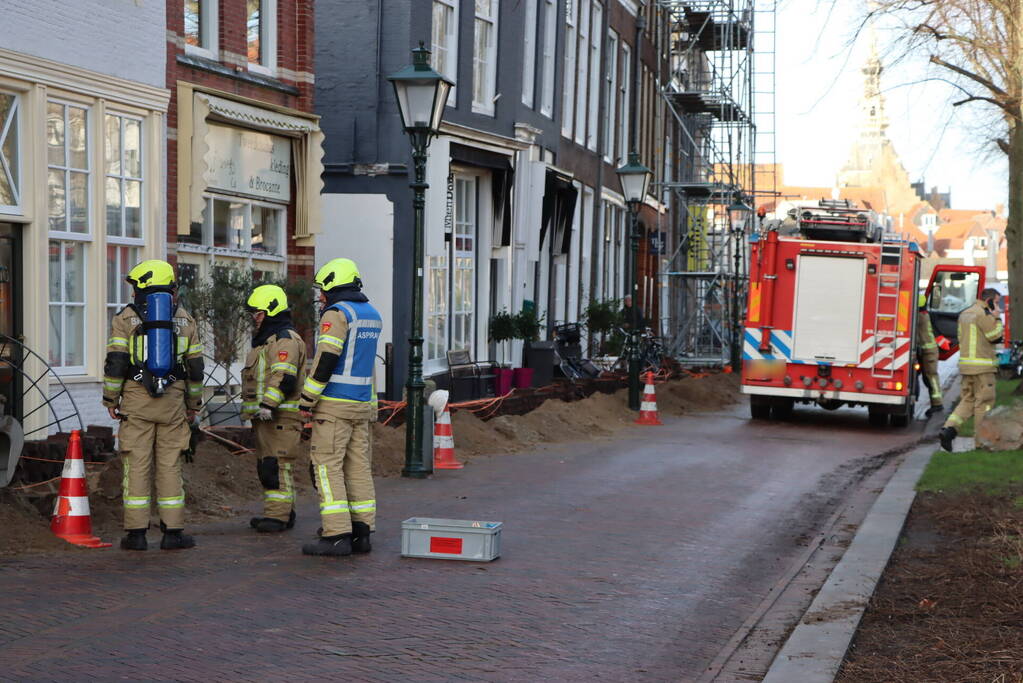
[772,0,1008,212]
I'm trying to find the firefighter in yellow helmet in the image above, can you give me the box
[940,287,1004,451]
[299,258,382,556]
[102,259,204,550]
[242,284,308,533]
[916,293,943,416]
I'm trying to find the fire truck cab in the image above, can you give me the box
[742,199,985,427]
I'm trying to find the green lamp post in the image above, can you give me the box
[388,43,453,478]
[616,152,653,411]
[726,199,752,370]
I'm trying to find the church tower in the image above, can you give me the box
[836,32,922,215]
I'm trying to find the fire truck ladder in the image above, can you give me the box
[869,233,904,379]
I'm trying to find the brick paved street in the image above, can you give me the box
[0,404,924,681]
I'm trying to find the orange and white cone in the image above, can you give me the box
[50,430,111,548]
[429,390,463,470]
[635,372,663,426]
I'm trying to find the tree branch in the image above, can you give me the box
[929,54,1008,98]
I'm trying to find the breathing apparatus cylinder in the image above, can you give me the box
[145,291,175,378]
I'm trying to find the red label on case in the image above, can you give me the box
[429,536,463,554]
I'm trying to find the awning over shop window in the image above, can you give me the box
[186,92,324,242]
[450,143,514,247]
[539,171,578,255]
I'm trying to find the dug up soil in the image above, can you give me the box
[836,491,1023,682]
[1,373,738,556]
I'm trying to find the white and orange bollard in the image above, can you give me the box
[635,372,663,426]
[428,390,464,470]
[50,430,111,548]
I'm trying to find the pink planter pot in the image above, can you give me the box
[513,367,535,389]
[494,368,514,395]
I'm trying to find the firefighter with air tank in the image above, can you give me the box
[939,287,1004,451]
[242,284,308,533]
[916,293,944,417]
[102,259,204,551]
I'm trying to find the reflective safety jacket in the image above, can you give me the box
[241,328,307,418]
[102,304,204,411]
[300,300,382,419]
[956,299,1004,376]
[916,310,938,354]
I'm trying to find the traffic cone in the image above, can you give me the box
[635,372,663,426]
[50,430,111,548]
[433,404,464,470]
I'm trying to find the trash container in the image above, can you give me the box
[524,341,555,387]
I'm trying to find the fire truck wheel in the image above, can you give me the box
[771,399,794,420]
[867,408,889,428]
[891,413,910,428]
[750,396,772,420]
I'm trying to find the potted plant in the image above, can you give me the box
[582,298,623,357]
[514,307,546,388]
[488,310,517,394]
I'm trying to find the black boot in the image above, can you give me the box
[251,509,296,531]
[302,533,352,556]
[351,521,372,554]
[120,529,148,551]
[160,529,196,550]
[256,517,290,533]
[926,405,944,417]
[939,426,957,452]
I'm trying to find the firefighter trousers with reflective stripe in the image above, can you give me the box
[945,372,996,432]
[308,414,375,536]
[253,418,302,521]
[920,349,942,406]
[119,415,191,530]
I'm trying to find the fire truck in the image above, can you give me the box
[741,199,986,427]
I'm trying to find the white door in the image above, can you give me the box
[792,255,865,364]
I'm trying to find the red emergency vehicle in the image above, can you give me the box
[742,200,985,426]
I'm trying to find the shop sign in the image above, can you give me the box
[206,123,291,202]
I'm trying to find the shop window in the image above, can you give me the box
[432,0,459,106]
[47,102,90,235]
[247,0,277,74]
[106,245,139,329]
[193,195,284,254]
[0,92,20,211]
[472,0,499,116]
[184,0,219,59]
[104,114,143,240]
[540,0,557,117]
[48,240,86,371]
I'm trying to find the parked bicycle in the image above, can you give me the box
[611,327,666,376]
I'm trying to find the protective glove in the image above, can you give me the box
[257,406,274,421]
[183,421,201,464]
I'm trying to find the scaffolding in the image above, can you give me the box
[657,0,777,366]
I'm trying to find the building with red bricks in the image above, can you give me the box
[166,0,321,291]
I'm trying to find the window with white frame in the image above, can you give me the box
[574,0,589,145]
[522,0,537,107]
[562,0,577,137]
[106,244,139,328]
[49,241,87,371]
[604,31,618,163]
[247,0,277,74]
[586,2,602,151]
[47,101,90,372]
[540,0,557,117]
[187,194,285,257]
[0,92,20,212]
[619,42,631,163]
[473,0,499,115]
[426,254,449,363]
[184,0,219,59]
[452,176,477,351]
[432,0,459,106]
[104,113,145,328]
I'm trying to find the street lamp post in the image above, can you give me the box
[727,199,752,371]
[616,153,653,411]
[388,43,453,478]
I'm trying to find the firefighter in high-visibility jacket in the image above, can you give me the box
[916,294,943,416]
[939,287,1004,451]
[242,284,308,533]
[299,258,382,557]
[102,260,204,551]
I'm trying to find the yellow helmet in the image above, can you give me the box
[246,284,289,316]
[918,293,927,309]
[126,259,175,289]
[314,258,361,291]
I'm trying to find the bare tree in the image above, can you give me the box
[868,0,1021,319]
